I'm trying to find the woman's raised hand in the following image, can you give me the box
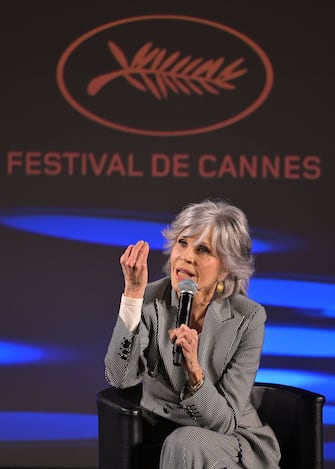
[120,240,149,298]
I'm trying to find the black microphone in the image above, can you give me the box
[173,279,198,366]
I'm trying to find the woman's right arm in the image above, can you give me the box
[104,241,150,388]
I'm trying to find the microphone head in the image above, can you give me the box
[178,279,198,295]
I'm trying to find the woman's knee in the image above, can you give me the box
[160,426,241,469]
[162,426,191,451]
[160,426,197,467]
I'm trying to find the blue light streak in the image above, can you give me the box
[0,341,68,365]
[0,210,279,253]
[325,442,335,461]
[256,368,335,401]
[0,341,44,364]
[0,412,97,441]
[250,278,335,311]
[262,326,335,357]
[324,406,335,425]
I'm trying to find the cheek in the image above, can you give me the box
[169,250,180,273]
[170,250,177,265]
[203,260,221,277]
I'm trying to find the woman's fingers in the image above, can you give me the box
[120,241,149,297]
[169,326,200,373]
[120,240,149,269]
[121,241,149,274]
[170,325,198,352]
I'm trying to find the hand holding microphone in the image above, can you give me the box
[173,279,198,366]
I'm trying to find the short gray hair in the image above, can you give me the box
[162,199,254,298]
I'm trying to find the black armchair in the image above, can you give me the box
[96,382,325,469]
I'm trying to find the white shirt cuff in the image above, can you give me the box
[119,294,143,333]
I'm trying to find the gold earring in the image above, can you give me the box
[216,281,224,294]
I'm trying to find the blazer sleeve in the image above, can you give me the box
[104,315,150,388]
[104,278,169,389]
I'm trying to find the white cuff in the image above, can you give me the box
[119,294,143,333]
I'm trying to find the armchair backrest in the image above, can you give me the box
[251,382,325,469]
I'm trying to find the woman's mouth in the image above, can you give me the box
[176,268,195,280]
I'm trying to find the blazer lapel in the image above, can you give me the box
[198,298,245,381]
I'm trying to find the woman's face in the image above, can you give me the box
[170,229,226,302]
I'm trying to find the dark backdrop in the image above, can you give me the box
[1,2,334,468]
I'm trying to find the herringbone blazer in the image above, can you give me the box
[105,277,281,467]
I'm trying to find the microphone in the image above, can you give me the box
[173,279,198,366]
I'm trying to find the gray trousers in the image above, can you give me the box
[160,426,243,469]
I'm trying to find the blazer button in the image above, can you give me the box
[163,406,169,414]
[148,369,154,377]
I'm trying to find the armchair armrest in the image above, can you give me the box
[96,384,143,469]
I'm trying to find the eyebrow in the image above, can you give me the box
[179,233,212,248]
[194,239,212,249]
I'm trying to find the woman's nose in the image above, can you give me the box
[181,247,194,262]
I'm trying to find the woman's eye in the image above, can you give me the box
[198,245,210,254]
[178,239,187,247]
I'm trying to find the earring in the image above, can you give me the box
[216,281,224,294]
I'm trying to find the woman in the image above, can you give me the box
[104,199,281,468]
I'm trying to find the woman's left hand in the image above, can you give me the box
[168,325,203,384]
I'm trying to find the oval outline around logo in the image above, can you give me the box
[56,15,274,137]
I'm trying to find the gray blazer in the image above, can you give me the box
[105,277,281,468]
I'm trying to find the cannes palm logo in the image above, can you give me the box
[57,15,273,137]
[87,41,247,100]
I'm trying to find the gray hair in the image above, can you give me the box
[162,199,254,298]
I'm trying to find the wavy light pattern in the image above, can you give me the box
[325,442,335,461]
[0,211,283,253]
[0,412,97,441]
[256,368,335,401]
[0,378,333,443]
[249,278,335,311]
[0,341,66,365]
[0,341,44,364]
[262,326,335,357]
